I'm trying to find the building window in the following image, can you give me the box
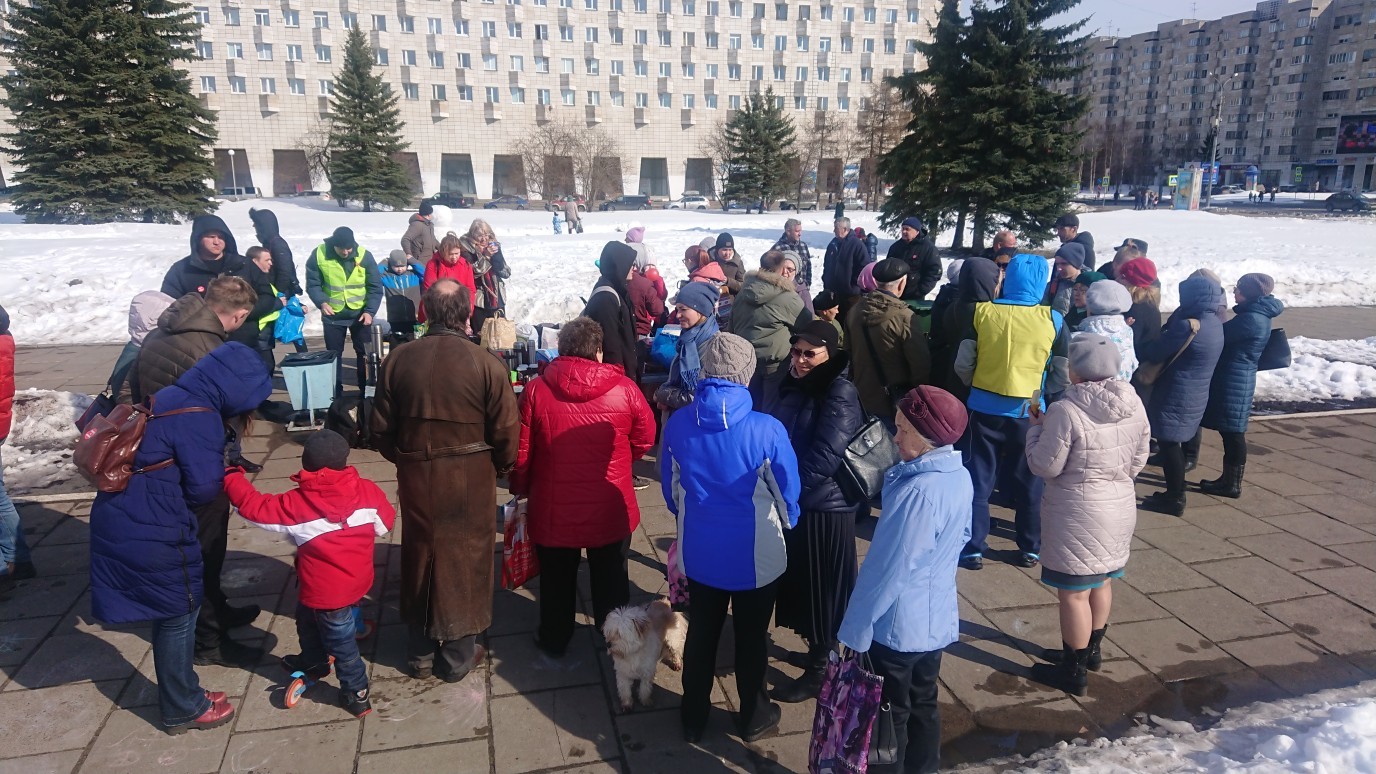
[196,40,213,59]
[863,38,874,53]
[289,78,305,95]
[424,17,440,33]
[839,66,851,81]
[773,64,785,80]
[226,42,243,59]
[635,29,648,44]
[907,9,918,22]
[707,0,718,14]
[538,88,552,104]
[511,87,527,103]
[752,64,764,80]
[587,0,599,8]
[482,53,497,70]
[456,53,471,68]
[729,33,741,49]
[484,20,498,37]
[863,7,875,22]
[634,0,647,11]
[659,62,671,76]
[659,92,672,107]
[257,43,272,60]
[795,66,807,80]
[401,83,418,100]
[587,57,600,74]
[837,96,848,110]
[319,79,334,95]
[842,6,853,21]
[752,33,764,49]
[536,56,551,72]
[587,27,599,42]
[260,77,276,94]
[705,31,718,48]
[610,28,624,43]
[817,66,829,80]
[283,9,299,27]
[841,37,852,52]
[432,51,446,68]
[817,96,828,110]
[635,60,648,76]
[486,86,500,103]
[884,8,896,23]
[659,0,671,11]
[728,63,741,79]
[587,90,600,105]
[794,95,806,109]
[373,48,388,65]
[705,63,717,78]
[193,6,210,24]
[563,89,577,105]
[286,44,303,61]
[511,22,524,37]
[819,36,831,51]
[636,92,649,107]
[511,55,525,70]
[313,10,328,28]
[753,3,765,18]
[561,25,575,41]
[775,35,787,51]
[459,86,474,101]
[371,14,386,30]
[224,7,239,25]
[683,0,695,13]
[425,84,442,101]
[683,93,694,107]
[341,12,356,29]
[401,49,416,66]
[535,24,548,39]
[861,67,872,82]
[399,15,414,33]
[729,94,741,109]
[229,76,246,93]
[562,57,576,73]
[199,75,216,92]
[884,38,895,54]
[705,93,717,108]
[820,4,832,19]
[611,91,625,105]
[658,30,671,45]
[254,8,269,25]
[611,59,625,75]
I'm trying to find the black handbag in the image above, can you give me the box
[862,652,899,767]
[1257,327,1291,371]
[837,417,900,505]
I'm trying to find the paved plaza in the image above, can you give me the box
[4,320,1376,773]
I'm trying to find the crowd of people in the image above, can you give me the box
[0,202,1288,771]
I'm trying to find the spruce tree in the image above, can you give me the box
[1,0,218,224]
[722,88,797,205]
[327,27,412,211]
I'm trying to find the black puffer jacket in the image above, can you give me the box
[582,242,640,378]
[887,235,942,301]
[161,215,278,348]
[250,208,303,296]
[132,294,229,402]
[768,354,866,513]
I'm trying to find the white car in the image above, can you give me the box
[666,195,710,210]
[841,198,865,210]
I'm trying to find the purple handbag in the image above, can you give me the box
[808,650,885,774]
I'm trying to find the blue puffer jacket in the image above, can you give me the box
[1203,295,1284,434]
[837,446,972,654]
[661,378,801,591]
[90,342,272,624]
[768,354,866,514]
[1144,275,1225,443]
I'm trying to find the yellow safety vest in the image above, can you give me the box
[314,245,370,311]
[971,302,1057,399]
[258,283,282,330]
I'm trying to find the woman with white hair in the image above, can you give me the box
[458,218,510,334]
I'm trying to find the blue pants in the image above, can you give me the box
[151,608,212,727]
[959,411,1042,557]
[297,602,368,694]
[0,448,30,568]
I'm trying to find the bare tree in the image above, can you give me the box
[792,109,853,207]
[570,124,631,201]
[296,118,334,188]
[697,118,735,203]
[856,81,908,208]
[513,120,576,199]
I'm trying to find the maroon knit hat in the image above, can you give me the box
[1118,257,1158,288]
[897,386,968,447]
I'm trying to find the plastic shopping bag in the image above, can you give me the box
[274,296,307,346]
[501,498,539,589]
[808,651,885,774]
[666,539,689,608]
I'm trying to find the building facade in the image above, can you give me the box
[1059,0,1376,192]
[0,0,936,200]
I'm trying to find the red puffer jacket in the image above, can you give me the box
[0,333,13,440]
[509,356,656,548]
[224,467,396,610]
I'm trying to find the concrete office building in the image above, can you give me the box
[1058,0,1376,192]
[0,0,936,200]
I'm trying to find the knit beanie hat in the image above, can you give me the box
[625,225,646,244]
[813,289,840,311]
[329,226,358,251]
[901,217,924,232]
[387,249,409,267]
[1236,273,1275,301]
[946,259,965,285]
[699,236,718,252]
[897,386,968,447]
[699,333,756,385]
[1055,242,1087,271]
[1118,257,1158,288]
[1070,333,1121,382]
[1074,270,1106,287]
[1086,280,1132,316]
[675,281,719,318]
[302,430,350,472]
[419,201,434,216]
[715,232,735,250]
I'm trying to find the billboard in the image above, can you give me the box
[1336,115,1376,154]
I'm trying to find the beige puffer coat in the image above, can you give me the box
[1025,378,1150,577]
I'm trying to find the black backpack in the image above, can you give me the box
[325,394,375,449]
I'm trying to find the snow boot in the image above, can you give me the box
[1039,625,1108,673]
[1200,464,1244,499]
[1031,643,1090,696]
[771,645,828,703]
[1141,490,1186,517]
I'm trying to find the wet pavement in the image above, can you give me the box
[4,340,1376,773]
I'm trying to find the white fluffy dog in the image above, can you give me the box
[601,599,688,712]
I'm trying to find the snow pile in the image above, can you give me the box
[2,200,1375,346]
[1255,337,1376,403]
[1,389,91,494]
[976,679,1376,773]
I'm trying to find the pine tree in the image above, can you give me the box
[327,27,412,211]
[1,0,218,224]
[722,88,797,205]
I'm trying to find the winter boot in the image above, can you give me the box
[1141,490,1186,517]
[1039,626,1108,672]
[1030,643,1090,697]
[771,645,829,703]
[1183,453,1198,473]
[1200,464,1244,499]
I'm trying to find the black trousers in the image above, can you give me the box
[867,644,943,774]
[323,318,371,389]
[407,627,479,680]
[681,578,778,733]
[1158,440,1186,496]
[535,538,630,653]
[193,492,233,651]
[1187,430,1248,468]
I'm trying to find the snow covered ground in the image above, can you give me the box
[1,389,91,494]
[1255,336,1376,404]
[1,198,1374,347]
[965,679,1376,773]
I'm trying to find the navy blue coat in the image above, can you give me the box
[1203,295,1284,434]
[90,342,272,624]
[768,354,866,513]
[1144,276,1225,443]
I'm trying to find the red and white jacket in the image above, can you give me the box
[224,467,396,610]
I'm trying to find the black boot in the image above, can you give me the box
[1183,454,1198,473]
[1200,464,1244,499]
[771,646,828,703]
[1030,643,1089,696]
[1141,490,1186,516]
[1038,625,1108,672]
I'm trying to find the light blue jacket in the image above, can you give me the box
[661,379,801,591]
[837,445,972,654]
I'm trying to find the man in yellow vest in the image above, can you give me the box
[953,253,1070,571]
[306,226,384,389]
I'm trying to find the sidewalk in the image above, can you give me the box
[4,336,1376,772]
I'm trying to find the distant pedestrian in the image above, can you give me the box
[709,233,746,296]
[886,217,942,302]
[563,198,582,234]
[305,226,384,390]
[821,218,869,318]
[1053,214,1096,270]
[401,202,440,265]
[772,218,816,312]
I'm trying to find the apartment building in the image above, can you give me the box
[1058,0,1376,192]
[0,0,936,200]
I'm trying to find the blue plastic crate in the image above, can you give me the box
[279,350,338,411]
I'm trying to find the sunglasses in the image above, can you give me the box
[790,346,825,359]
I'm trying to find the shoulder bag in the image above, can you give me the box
[1134,318,1200,387]
[837,417,900,506]
[1257,327,1291,371]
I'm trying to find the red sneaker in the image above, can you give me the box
[166,699,235,735]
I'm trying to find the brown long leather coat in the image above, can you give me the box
[371,330,519,641]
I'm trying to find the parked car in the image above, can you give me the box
[484,195,529,210]
[545,194,587,212]
[424,192,474,209]
[293,190,331,200]
[666,195,710,210]
[840,198,865,210]
[778,200,820,211]
[1324,192,1371,212]
[599,194,652,211]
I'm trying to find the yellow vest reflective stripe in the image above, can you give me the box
[971,302,1057,399]
[315,245,369,311]
[258,284,281,330]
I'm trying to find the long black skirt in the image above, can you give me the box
[774,510,858,646]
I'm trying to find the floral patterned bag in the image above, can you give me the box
[808,650,885,774]
[666,539,690,608]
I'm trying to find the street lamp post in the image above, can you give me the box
[1203,73,1234,210]
[227,148,238,197]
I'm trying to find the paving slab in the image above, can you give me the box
[1136,525,1251,564]
[1229,532,1353,572]
[1264,513,1376,546]
[7,629,149,690]
[80,703,232,774]
[1152,587,1289,643]
[356,740,493,774]
[491,685,620,772]
[0,751,83,774]
[1180,503,1281,538]
[361,675,489,752]
[0,681,115,757]
[956,562,1056,611]
[1191,556,1326,605]
[1265,594,1376,656]
[1298,565,1376,615]
[1292,493,1376,526]
[1109,619,1244,682]
[1219,633,1371,695]
[219,721,361,774]
[1120,550,1214,594]
[1329,540,1376,571]
[489,628,605,696]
